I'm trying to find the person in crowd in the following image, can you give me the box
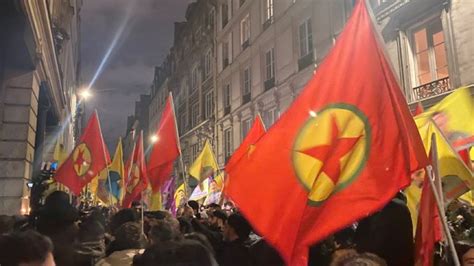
[207,203,222,212]
[208,209,227,232]
[36,191,79,266]
[148,219,181,245]
[0,230,56,266]
[133,239,217,266]
[329,249,387,266]
[177,217,194,234]
[108,208,139,235]
[74,213,106,265]
[249,238,285,266]
[98,222,146,266]
[223,201,235,215]
[456,241,474,266]
[187,200,201,219]
[217,212,252,266]
[184,232,216,256]
[354,192,414,266]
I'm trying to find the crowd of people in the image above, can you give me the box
[0,191,472,266]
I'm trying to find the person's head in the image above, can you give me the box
[78,217,105,242]
[113,222,147,251]
[0,230,55,266]
[207,203,221,212]
[109,208,139,234]
[184,232,215,255]
[177,217,194,234]
[148,220,180,244]
[133,239,215,266]
[330,249,387,266]
[209,180,218,192]
[224,213,251,242]
[187,201,200,214]
[208,210,227,230]
[456,241,474,266]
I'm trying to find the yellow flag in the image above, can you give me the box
[188,140,218,182]
[174,184,186,207]
[95,138,125,206]
[416,86,474,146]
[149,191,162,211]
[415,117,473,202]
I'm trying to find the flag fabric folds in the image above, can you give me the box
[417,86,474,150]
[122,131,149,208]
[95,138,125,205]
[414,171,442,266]
[148,93,181,193]
[174,183,186,208]
[55,111,110,195]
[225,1,428,264]
[415,117,473,202]
[225,115,266,173]
[188,140,218,182]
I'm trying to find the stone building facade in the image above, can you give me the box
[148,0,218,169]
[146,0,473,170]
[215,0,353,165]
[371,0,474,108]
[0,0,82,214]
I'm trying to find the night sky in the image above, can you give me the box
[80,0,192,149]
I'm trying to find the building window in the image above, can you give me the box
[204,50,212,78]
[265,48,275,81]
[240,14,250,48]
[263,107,279,128]
[191,102,200,127]
[207,8,215,29]
[242,67,251,104]
[411,19,448,86]
[191,66,199,92]
[224,128,233,161]
[223,41,230,69]
[263,0,274,23]
[222,2,229,28]
[205,91,214,119]
[223,83,231,115]
[179,112,187,134]
[241,118,252,139]
[299,18,313,58]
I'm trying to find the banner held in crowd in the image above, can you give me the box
[225,1,428,264]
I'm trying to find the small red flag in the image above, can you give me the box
[122,131,149,208]
[148,94,181,192]
[55,111,110,195]
[225,114,266,173]
[415,177,442,266]
[225,1,428,264]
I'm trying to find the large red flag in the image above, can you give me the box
[122,131,149,208]
[225,1,428,264]
[225,114,266,173]
[414,174,442,266]
[148,93,181,192]
[55,111,110,195]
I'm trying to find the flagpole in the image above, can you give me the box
[140,190,145,235]
[427,134,460,266]
[169,92,189,197]
[95,110,114,207]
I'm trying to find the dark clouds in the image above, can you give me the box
[81,0,192,149]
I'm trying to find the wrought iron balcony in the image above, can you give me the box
[413,77,452,101]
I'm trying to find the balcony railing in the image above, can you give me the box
[413,77,452,101]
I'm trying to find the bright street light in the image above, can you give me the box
[79,88,92,100]
[150,135,159,143]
